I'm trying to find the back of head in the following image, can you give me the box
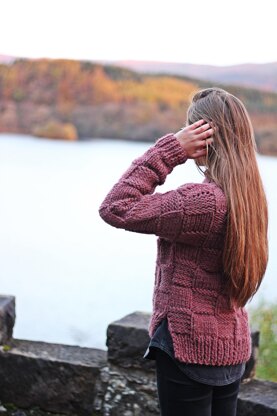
[187,87,268,308]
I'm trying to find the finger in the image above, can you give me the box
[197,128,214,140]
[191,148,207,159]
[195,139,210,148]
[190,119,206,130]
[194,122,211,134]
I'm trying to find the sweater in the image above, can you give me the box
[98,132,252,366]
[143,316,246,385]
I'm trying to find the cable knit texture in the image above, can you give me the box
[99,133,252,366]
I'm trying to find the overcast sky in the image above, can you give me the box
[1,0,276,66]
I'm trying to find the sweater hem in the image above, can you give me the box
[148,312,252,366]
[170,332,252,366]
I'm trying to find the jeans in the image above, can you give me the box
[155,349,241,416]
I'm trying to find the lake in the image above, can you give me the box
[0,133,276,350]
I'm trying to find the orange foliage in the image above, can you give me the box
[117,76,198,108]
[32,119,78,141]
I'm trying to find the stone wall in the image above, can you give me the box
[0,295,276,416]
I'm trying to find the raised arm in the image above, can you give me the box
[98,121,214,242]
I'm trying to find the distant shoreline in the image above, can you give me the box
[0,130,276,158]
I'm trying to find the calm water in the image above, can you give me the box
[0,133,276,350]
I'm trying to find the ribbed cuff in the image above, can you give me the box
[154,133,188,168]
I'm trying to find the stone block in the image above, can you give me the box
[0,338,107,416]
[0,295,16,344]
[106,311,154,370]
[238,379,277,415]
[243,331,259,381]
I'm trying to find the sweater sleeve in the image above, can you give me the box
[98,133,211,242]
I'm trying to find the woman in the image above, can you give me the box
[98,87,268,416]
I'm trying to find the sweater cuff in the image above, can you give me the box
[154,133,188,167]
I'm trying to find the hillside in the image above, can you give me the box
[0,57,276,156]
[108,60,277,93]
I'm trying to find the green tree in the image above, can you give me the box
[248,300,277,382]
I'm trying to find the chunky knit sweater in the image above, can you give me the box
[98,133,252,366]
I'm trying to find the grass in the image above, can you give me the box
[248,299,277,382]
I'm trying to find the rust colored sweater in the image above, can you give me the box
[98,133,252,365]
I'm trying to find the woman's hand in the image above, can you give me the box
[174,119,214,159]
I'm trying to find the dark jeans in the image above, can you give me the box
[155,349,241,416]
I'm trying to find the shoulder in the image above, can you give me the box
[176,181,227,213]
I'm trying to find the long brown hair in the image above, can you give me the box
[187,87,268,308]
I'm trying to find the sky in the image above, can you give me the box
[1,0,276,67]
